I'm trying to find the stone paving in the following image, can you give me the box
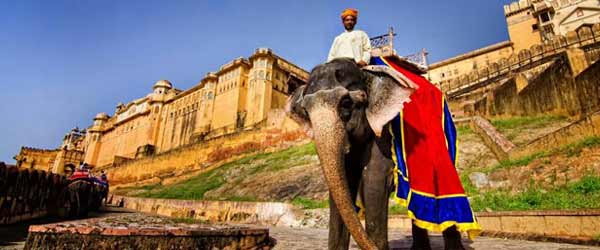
[3,207,600,250]
[269,226,600,250]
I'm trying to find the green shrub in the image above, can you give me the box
[456,125,473,135]
[389,203,408,215]
[291,197,329,209]
[491,115,567,130]
[470,175,600,211]
[460,172,479,196]
[565,137,600,157]
[568,175,600,194]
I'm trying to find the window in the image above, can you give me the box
[540,12,551,23]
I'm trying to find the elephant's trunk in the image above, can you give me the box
[303,87,379,250]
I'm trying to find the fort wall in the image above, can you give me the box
[473,54,600,117]
[13,147,59,173]
[97,110,307,187]
[0,162,69,224]
[83,49,308,168]
[428,41,514,88]
[431,0,600,92]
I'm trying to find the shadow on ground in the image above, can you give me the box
[0,206,132,250]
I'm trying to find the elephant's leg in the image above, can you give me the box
[328,151,363,250]
[362,142,393,250]
[411,222,432,250]
[443,225,465,250]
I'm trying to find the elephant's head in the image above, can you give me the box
[286,58,416,250]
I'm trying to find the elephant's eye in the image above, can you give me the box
[339,96,353,122]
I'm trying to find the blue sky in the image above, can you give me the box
[0,0,515,163]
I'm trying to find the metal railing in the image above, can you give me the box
[445,24,600,99]
[369,27,429,70]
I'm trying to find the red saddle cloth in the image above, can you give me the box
[371,56,481,239]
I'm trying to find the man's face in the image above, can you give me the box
[343,16,356,31]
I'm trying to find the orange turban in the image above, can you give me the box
[341,8,358,19]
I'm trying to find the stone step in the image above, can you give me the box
[24,214,274,250]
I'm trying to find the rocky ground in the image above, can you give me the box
[203,156,327,202]
[486,145,600,192]
[455,126,499,172]
[490,115,572,147]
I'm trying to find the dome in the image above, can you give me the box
[153,80,173,89]
[94,112,109,120]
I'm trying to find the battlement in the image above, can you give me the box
[19,146,59,153]
[504,0,535,16]
[445,23,600,97]
[430,41,513,69]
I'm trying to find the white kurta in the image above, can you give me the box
[327,29,372,63]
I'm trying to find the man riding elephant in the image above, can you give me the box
[328,8,371,68]
[287,8,481,250]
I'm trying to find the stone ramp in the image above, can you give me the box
[24,214,274,250]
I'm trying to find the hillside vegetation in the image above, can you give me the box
[114,142,328,205]
[460,114,600,211]
[115,115,600,212]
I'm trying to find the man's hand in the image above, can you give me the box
[357,60,367,67]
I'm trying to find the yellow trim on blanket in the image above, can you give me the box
[410,189,467,199]
[442,97,447,149]
[379,56,393,68]
[380,58,481,240]
[399,111,409,181]
[442,96,460,168]
[355,197,365,219]
[389,115,402,206]
[408,210,482,240]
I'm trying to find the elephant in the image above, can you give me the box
[286,58,465,250]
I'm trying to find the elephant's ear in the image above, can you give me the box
[285,85,313,138]
[362,66,418,137]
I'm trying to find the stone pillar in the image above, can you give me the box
[51,149,66,174]
[566,48,589,77]
[514,73,529,93]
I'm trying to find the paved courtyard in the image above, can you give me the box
[270,226,600,250]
